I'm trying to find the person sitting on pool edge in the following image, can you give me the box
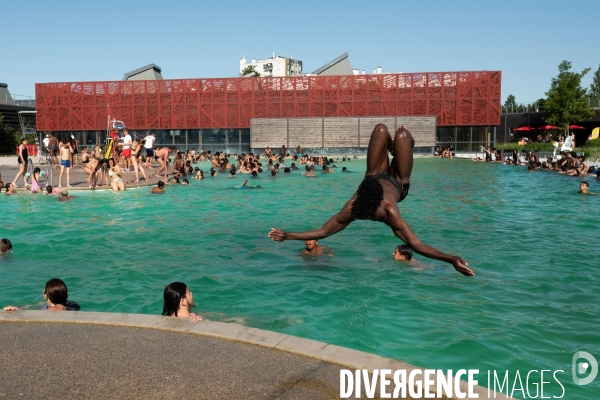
[3,278,80,311]
[151,181,165,194]
[162,282,202,321]
[269,124,473,276]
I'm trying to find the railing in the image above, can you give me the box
[0,93,36,107]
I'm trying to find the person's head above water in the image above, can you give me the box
[0,238,13,254]
[44,278,69,306]
[304,240,318,251]
[393,244,413,261]
[162,282,194,317]
[579,182,589,193]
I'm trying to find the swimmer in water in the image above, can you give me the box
[302,239,332,256]
[0,238,12,255]
[239,179,262,189]
[579,181,598,195]
[151,181,165,194]
[304,165,315,177]
[269,124,473,276]
[393,244,413,261]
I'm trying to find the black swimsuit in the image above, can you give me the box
[369,171,410,202]
[18,146,28,164]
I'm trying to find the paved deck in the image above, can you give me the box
[0,156,165,191]
[0,311,509,399]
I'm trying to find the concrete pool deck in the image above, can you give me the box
[0,156,167,191]
[0,311,511,399]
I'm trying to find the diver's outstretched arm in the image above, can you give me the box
[269,200,353,241]
[385,205,474,276]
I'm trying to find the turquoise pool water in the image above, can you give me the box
[1,158,599,398]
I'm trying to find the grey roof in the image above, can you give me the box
[122,64,162,80]
[0,83,7,88]
[312,53,350,75]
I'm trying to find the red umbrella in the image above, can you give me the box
[512,126,533,131]
[534,125,560,130]
[569,125,585,129]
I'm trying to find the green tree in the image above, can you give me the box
[240,65,261,77]
[589,64,600,106]
[544,60,594,133]
[503,94,516,113]
[0,113,19,155]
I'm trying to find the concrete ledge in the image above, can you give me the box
[0,311,511,399]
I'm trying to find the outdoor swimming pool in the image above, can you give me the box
[1,158,599,398]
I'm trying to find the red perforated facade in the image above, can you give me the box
[35,71,501,131]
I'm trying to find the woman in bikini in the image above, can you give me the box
[108,158,125,191]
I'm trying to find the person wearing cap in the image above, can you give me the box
[58,187,73,201]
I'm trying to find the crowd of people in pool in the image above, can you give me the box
[2,138,358,196]
[432,144,600,187]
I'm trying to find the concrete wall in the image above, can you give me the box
[250,116,436,149]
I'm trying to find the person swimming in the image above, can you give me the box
[237,179,262,189]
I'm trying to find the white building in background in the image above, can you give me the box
[240,55,303,77]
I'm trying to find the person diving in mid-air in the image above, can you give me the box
[268,124,474,276]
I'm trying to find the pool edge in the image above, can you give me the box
[0,310,512,399]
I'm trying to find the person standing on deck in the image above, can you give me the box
[58,138,73,188]
[11,138,28,188]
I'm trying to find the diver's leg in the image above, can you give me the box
[390,126,415,183]
[365,123,393,176]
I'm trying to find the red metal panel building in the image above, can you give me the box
[35,71,501,131]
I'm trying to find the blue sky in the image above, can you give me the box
[2,0,599,105]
